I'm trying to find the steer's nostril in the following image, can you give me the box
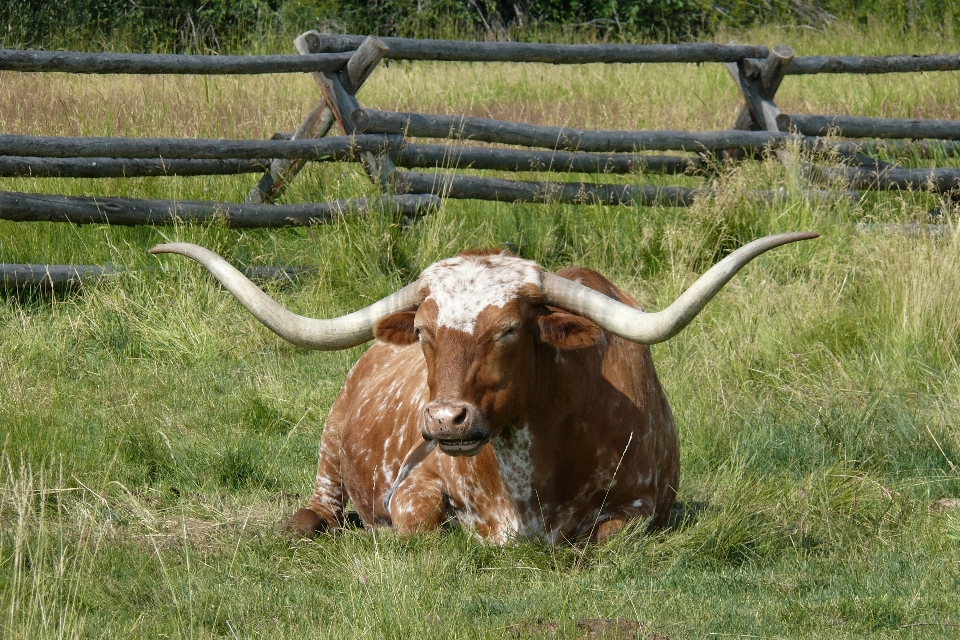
[453,407,468,425]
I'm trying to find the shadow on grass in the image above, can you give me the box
[665,500,709,532]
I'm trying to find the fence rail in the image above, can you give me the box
[0,263,311,289]
[816,166,960,192]
[397,172,700,206]
[395,171,858,205]
[301,34,960,74]
[0,264,115,289]
[353,109,804,152]
[0,133,401,160]
[0,192,440,227]
[298,33,769,63]
[12,41,955,75]
[392,145,702,175]
[788,115,960,140]
[786,54,960,75]
[838,139,960,158]
[0,157,270,178]
[0,49,354,74]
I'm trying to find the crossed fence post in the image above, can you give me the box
[247,33,395,204]
[723,44,807,182]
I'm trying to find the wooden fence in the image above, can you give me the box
[1,34,959,286]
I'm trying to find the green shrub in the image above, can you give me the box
[1,0,281,51]
[4,0,960,51]
[303,0,713,39]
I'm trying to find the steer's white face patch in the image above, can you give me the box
[419,253,542,334]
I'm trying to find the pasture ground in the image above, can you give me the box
[2,21,960,638]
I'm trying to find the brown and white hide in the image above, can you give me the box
[286,252,678,544]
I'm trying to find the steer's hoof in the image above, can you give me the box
[282,508,327,539]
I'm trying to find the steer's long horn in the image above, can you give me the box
[149,242,419,350]
[542,232,818,345]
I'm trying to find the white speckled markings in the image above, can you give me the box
[419,253,542,333]
[492,424,550,538]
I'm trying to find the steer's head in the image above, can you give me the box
[150,233,817,458]
[373,250,601,456]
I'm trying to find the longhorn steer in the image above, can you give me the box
[151,232,816,543]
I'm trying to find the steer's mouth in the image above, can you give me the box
[437,437,489,457]
[423,401,490,456]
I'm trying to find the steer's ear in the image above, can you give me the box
[537,311,601,350]
[375,311,418,345]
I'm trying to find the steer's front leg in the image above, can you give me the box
[283,408,348,538]
[387,469,446,535]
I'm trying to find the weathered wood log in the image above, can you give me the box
[786,115,960,140]
[815,166,960,192]
[0,263,314,290]
[296,34,396,189]
[835,139,960,158]
[0,191,441,227]
[13,41,953,77]
[0,264,116,289]
[353,109,806,152]
[247,104,336,203]
[0,145,703,179]
[0,133,402,160]
[787,54,960,75]
[0,156,270,178]
[294,33,960,74]
[0,49,353,74]
[726,45,797,173]
[759,45,794,96]
[297,32,769,64]
[396,170,700,206]
[391,144,702,174]
[340,36,388,95]
[397,171,857,205]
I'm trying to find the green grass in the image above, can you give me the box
[2,20,960,638]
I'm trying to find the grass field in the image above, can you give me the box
[2,21,960,638]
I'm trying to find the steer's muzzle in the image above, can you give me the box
[422,401,489,456]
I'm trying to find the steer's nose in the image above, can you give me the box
[422,401,473,440]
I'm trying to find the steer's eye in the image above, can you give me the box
[497,326,518,342]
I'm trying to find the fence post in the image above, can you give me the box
[730,45,793,130]
[724,45,796,171]
[308,35,397,190]
[729,45,805,184]
[246,102,335,203]
[246,32,388,204]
